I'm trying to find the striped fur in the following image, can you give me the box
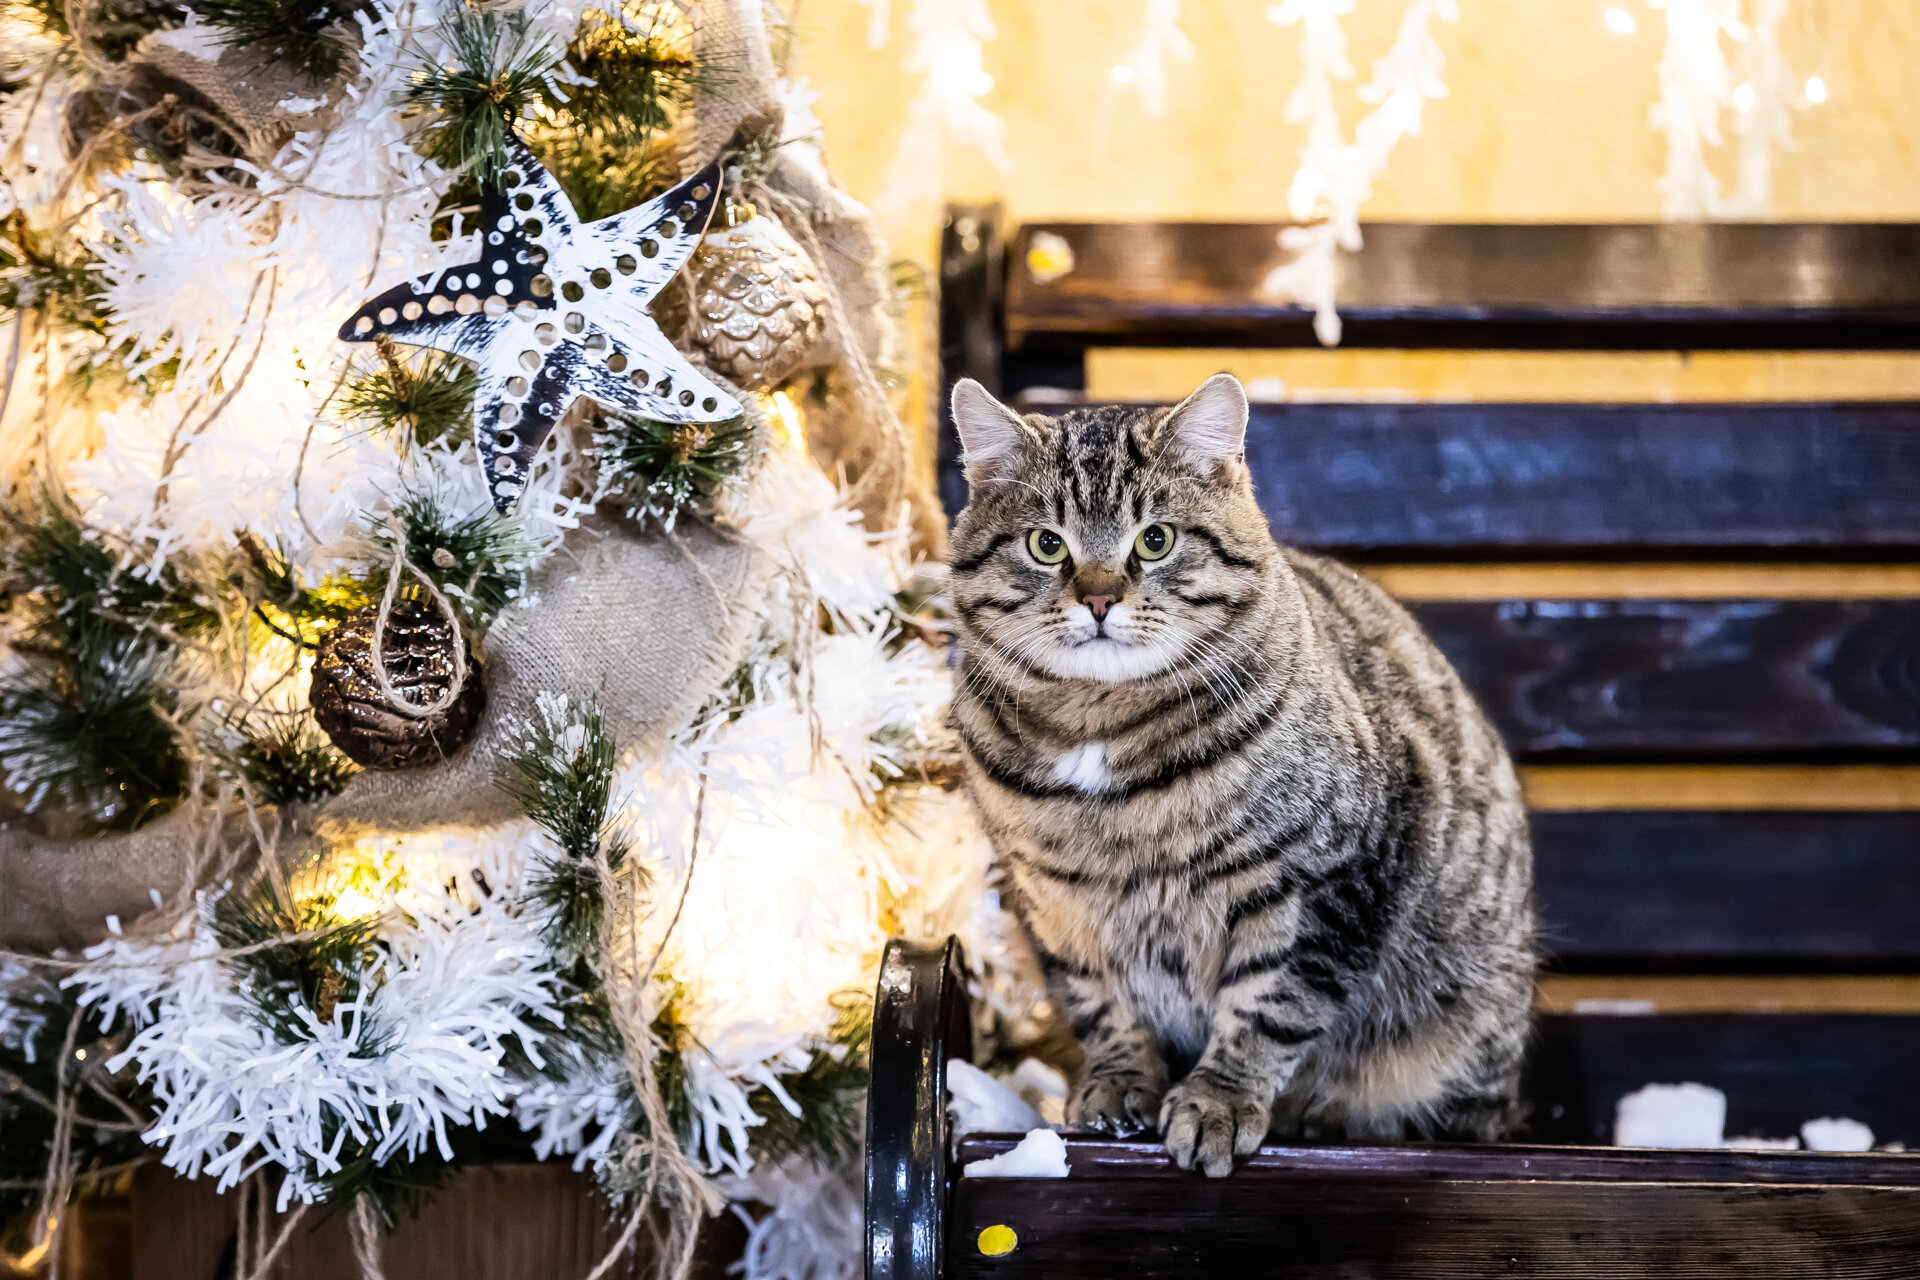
[947,376,1535,1176]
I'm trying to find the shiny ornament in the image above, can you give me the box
[681,199,829,392]
[338,133,739,511]
[309,599,486,769]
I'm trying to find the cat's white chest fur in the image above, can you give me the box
[1053,742,1111,793]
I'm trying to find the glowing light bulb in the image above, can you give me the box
[1603,7,1637,34]
[1111,64,1134,84]
[331,885,382,921]
[1732,82,1757,112]
[758,390,808,452]
[1805,75,1828,104]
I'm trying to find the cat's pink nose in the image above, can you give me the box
[1082,593,1117,621]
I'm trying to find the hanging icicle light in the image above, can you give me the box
[1261,0,1458,345]
[1648,0,1805,220]
[1112,0,1194,118]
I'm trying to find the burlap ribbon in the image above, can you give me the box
[686,0,948,558]
[0,503,770,950]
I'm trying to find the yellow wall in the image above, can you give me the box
[790,0,1920,236]
[785,2,1920,430]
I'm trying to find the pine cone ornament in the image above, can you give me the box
[680,200,829,391]
[309,598,485,769]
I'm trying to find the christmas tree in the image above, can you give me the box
[0,2,1015,1275]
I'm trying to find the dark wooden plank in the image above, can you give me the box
[1242,401,1920,556]
[949,1175,1920,1279]
[1524,1013,1920,1147]
[1535,811,1920,969]
[939,205,1006,518]
[129,1163,748,1280]
[1412,598,1920,758]
[955,1135,1920,1186]
[940,400,1920,548]
[1002,221,1920,356]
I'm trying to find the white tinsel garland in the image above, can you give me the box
[71,827,562,1209]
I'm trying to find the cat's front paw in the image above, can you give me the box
[1069,1072,1164,1138]
[1159,1074,1270,1177]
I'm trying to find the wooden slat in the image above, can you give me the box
[129,1164,747,1280]
[1536,976,1920,1016]
[1003,222,1920,356]
[1084,347,1920,404]
[943,400,1920,551]
[1369,563,1920,601]
[951,1166,1920,1279]
[1519,764,1920,809]
[1410,598,1920,758]
[1533,811,1920,969]
[954,1135,1920,1186]
[1525,1013,1920,1147]
[1238,401,1920,556]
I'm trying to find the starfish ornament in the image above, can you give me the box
[339,135,740,511]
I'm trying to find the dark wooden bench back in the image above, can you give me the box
[936,209,1920,1148]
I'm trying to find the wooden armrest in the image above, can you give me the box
[865,935,973,1280]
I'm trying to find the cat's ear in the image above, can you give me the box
[1162,373,1249,469]
[951,379,1034,482]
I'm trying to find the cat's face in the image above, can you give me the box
[947,375,1275,685]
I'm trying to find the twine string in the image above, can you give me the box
[350,1196,389,1280]
[366,517,469,721]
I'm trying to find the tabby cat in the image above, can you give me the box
[947,374,1535,1176]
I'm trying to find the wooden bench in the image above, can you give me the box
[865,936,1920,1279]
[866,212,1920,1276]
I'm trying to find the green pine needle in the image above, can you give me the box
[210,865,387,1051]
[235,718,357,806]
[0,496,210,824]
[561,8,694,142]
[3,496,219,645]
[0,215,109,336]
[190,0,368,77]
[0,642,185,824]
[338,341,478,452]
[7,0,167,64]
[237,532,366,641]
[404,13,561,180]
[0,976,155,1233]
[362,491,533,626]
[743,994,871,1167]
[590,414,756,524]
[538,7,702,217]
[497,701,630,964]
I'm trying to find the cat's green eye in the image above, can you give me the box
[1134,522,1175,561]
[1026,528,1069,565]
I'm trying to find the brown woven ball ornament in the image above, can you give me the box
[309,598,486,769]
[679,199,829,392]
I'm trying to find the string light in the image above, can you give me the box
[1805,74,1828,103]
[1733,81,1757,110]
[1604,6,1638,34]
[757,390,808,452]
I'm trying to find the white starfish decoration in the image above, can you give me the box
[339,135,740,511]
